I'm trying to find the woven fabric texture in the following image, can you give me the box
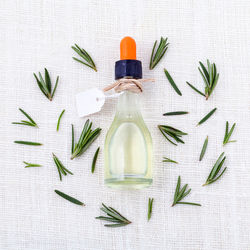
[1,0,250,249]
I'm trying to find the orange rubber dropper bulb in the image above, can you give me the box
[120,36,136,60]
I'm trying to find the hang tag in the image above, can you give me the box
[76,88,105,117]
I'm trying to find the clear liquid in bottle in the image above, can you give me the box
[104,91,152,189]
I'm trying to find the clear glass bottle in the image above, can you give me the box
[104,89,152,189]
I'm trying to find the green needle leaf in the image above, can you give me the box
[55,190,85,206]
[203,152,227,186]
[51,76,59,99]
[149,37,169,70]
[158,125,187,146]
[199,136,208,161]
[164,69,182,96]
[223,122,236,145]
[33,69,59,101]
[53,153,73,181]
[197,108,217,126]
[44,68,52,93]
[91,147,100,173]
[172,176,201,207]
[163,111,188,116]
[14,141,42,146]
[162,157,178,164]
[56,109,65,131]
[96,203,131,227]
[147,198,154,221]
[186,82,206,97]
[176,202,201,206]
[23,161,42,168]
[12,108,38,127]
[71,120,101,160]
[12,122,36,127]
[71,124,75,154]
[72,44,97,71]
[19,108,37,125]
[186,60,219,100]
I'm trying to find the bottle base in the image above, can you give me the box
[105,177,152,190]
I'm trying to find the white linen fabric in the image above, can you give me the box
[1,0,250,249]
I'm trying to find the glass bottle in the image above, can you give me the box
[104,37,153,189]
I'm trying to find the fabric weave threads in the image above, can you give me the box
[1,0,250,249]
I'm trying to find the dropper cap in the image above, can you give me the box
[115,37,142,80]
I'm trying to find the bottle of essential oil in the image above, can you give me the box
[104,37,153,189]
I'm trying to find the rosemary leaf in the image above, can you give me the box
[162,157,178,164]
[158,125,187,146]
[23,161,42,168]
[72,44,97,72]
[176,201,201,206]
[199,136,208,161]
[186,82,206,97]
[148,198,154,221]
[44,68,51,93]
[56,109,65,131]
[51,76,59,99]
[149,37,169,70]
[14,141,42,146]
[55,190,85,206]
[186,60,219,100]
[52,153,73,181]
[96,203,131,227]
[91,147,100,173]
[163,111,188,116]
[203,152,227,186]
[12,108,38,127]
[71,120,101,160]
[197,108,217,126]
[164,69,182,96]
[34,69,59,101]
[172,176,201,207]
[223,121,236,145]
[71,124,74,154]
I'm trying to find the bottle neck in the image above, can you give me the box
[116,91,141,117]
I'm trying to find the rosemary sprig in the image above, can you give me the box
[147,198,154,221]
[33,68,59,101]
[172,176,201,207]
[12,108,38,127]
[197,108,217,126]
[72,44,97,72]
[55,190,85,206]
[158,125,187,146]
[56,109,65,131]
[96,203,131,227]
[164,69,182,96]
[186,59,219,100]
[203,152,227,186]
[71,120,101,160]
[162,157,178,164]
[91,147,100,173]
[163,111,188,116]
[149,37,169,70]
[223,121,236,145]
[199,136,208,161]
[23,161,42,168]
[14,141,42,146]
[52,153,73,181]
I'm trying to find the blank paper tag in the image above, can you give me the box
[76,88,105,117]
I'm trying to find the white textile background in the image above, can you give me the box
[1,1,250,249]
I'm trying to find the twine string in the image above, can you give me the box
[102,78,155,93]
